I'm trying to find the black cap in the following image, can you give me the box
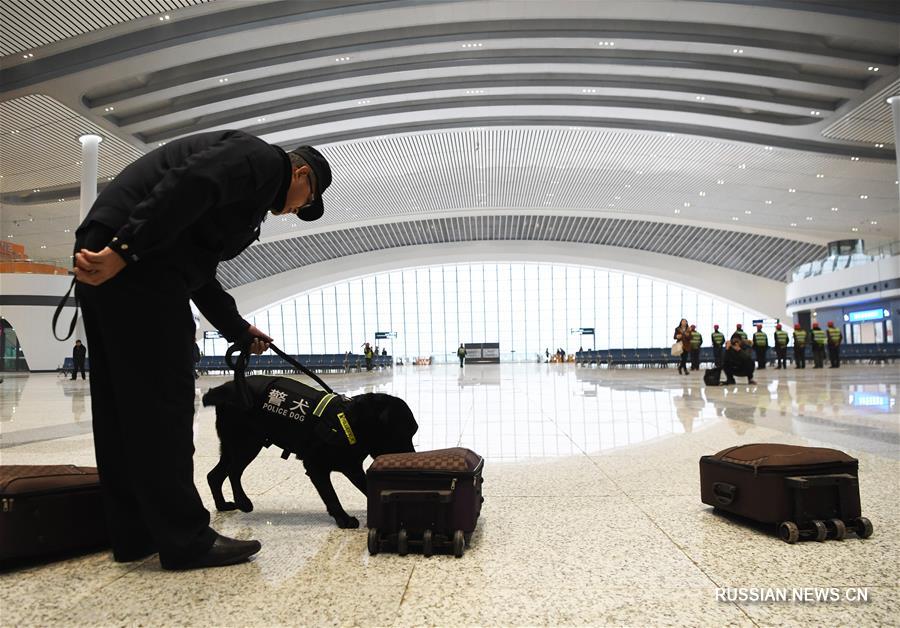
[289,145,332,221]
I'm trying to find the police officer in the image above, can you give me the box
[711,324,725,367]
[826,321,843,368]
[811,322,827,368]
[72,131,332,570]
[457,343,467,367]
[72,339,87,380]
[689,324,702,370]
[773,323,789,369]
[752,324,769,369]
[734,323,748,342]
[363,342,374,370]
[792,323,807,369]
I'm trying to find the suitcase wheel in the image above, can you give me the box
[452,529,465,558]
[367,528,379,556]
[422,529,434,557]
[827,519,846,541]
[853,517,874,539]
[397,528,409,556]
[778,521,799,544]
[812,520,827,542]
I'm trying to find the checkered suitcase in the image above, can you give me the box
[699,444,873,543]
[366,448,484,557]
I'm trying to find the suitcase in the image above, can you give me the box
[0,465,109,564]
[366,448,484,557]
[703,368,722,386]
[699,444,873,543]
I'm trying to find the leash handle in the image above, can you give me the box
[226,337,334,407]
[52,277,79,341]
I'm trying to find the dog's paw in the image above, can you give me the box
[335,516,360,529]
[236,499,254,513]
[215,501,238,512]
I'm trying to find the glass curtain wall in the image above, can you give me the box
[203,263,763,361]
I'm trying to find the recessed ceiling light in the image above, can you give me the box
[64,229,70,233]
[335,56,351,62]
[598,41,615,47]
[607,203,615,208]
[873,143,883,148]
[716,179,725,184]
[831,207,839,211]
[732,216,739,221]
[851,227,859,232]
[745,210,752,214]
[683,202,691,207]
[698,191,706,196]
[764,146,773,150]
[158,141,166,146]
[870,220,878,225]
[816,173,824,178]
[810,110,821,116]
[159,14,170,21]
[103,106,114,112]
[695,96,706,101]
[256,117,267,122]
[10,130,19,135]
[22,53,33,58]
[614,196,621,200]
[732,48,744,54]
[674,209,681,214]
[6,235,12,238]
[790,223,797,227]
[850,156,859,161]
[462,43,483,48]
[867,66,879,72]
[636,170,644,175]
[805,216,813,221]
[788,188,796,193]
[764,200,772,205]
[40,245,46,249]
[738,164,746,169]
[218,77,229,83]
[466,89,484,95]
[860,194,868,199]
[582,88,598,94]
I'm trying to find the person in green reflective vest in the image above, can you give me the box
[773,323,790,369]
[811,322,827,368]
[753,324,769,369]
[457,343,467,368]
[826,320,843,368]
[689,324,703,371]
[792,323,808,369]
[711,324,726,367]
[734,323,748,342]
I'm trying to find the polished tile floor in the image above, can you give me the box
[1,363,898,626]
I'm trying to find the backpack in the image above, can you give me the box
[703,368,722,386]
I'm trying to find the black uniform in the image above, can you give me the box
[74,130,291,567]
[72,342,87,379]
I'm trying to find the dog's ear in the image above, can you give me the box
[201,381,238,407]
[377,397,419,437]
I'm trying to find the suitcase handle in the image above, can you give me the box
[712,482,737,505]
[381,489,453,503]
[785,473,858,489]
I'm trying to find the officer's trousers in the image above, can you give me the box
[775,346,787,369]
[690,349,700,370]
[75,223,216,567]
[712,345,723,367]
[72,358,86,379]
[754,347,768,369]
[794,345,806,368]
[813,345,825,368]
[828,344,840,368]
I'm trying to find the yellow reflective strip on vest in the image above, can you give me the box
[337,412,356,445]
[313,393,337,417]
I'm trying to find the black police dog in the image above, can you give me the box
[202,375,417,528]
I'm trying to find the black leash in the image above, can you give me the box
[226,337,334,407]
[51,277,79,341]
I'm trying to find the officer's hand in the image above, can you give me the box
[247,325,273,354]
[73,247,127,286]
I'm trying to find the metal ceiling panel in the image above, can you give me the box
[821,78,900,146]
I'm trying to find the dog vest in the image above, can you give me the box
[256,378,357,459]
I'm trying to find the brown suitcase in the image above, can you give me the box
[0,465,109,565]
[699,444,873,543]
[366,448,484,557]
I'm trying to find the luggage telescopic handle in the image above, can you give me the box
[712,482,737,505]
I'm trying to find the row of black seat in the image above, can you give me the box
[574,343,900,368]
[59,354,393,376]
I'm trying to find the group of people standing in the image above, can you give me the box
[674,319,844,383]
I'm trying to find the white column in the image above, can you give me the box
[888,96,900,200]
[78,134,102,220]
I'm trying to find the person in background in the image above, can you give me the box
[773,323,789,369]
[457,343,466,368]
[689,324,702,371]
[362,342,374,370]
[826,321,843,368]
[381,348,387,356]
[792,323,807,369]
[674,318,691,375]
[811,322,827,368]
[72,339,87,380]
[734,323,748,342]
[752,323,768,370]
[711,324,725,367]
[723,333,757,385]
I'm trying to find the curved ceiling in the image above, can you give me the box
[0,0,897,281]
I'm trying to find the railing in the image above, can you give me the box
[788,241,900,282]
[0,257,71,275]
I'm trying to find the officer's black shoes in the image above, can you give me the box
[725,378,736,384]
[163,534,261,571]
[748,380,757,385]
